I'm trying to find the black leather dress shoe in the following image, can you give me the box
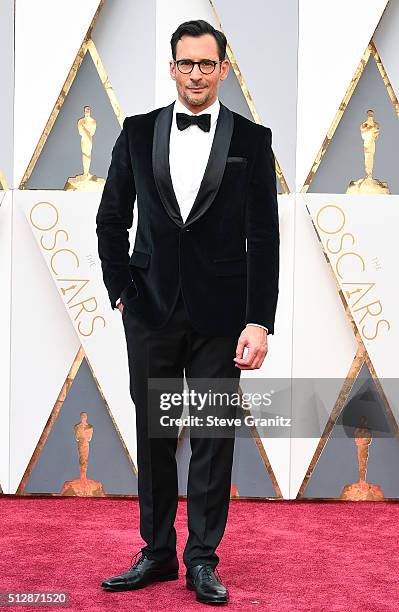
[101,551,179,591]
[186,564,229,604]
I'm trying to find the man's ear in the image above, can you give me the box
[219,59,230,81]
[169,60,176,81]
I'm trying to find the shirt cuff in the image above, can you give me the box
[115,298,121,306]
[246,323,269,333]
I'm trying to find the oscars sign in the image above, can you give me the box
[20,189,138,475]
[314,202,390,342]
[28,198,107,338]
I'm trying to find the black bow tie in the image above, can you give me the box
[176,112,211,132]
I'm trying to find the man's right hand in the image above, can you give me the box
[117,302,124,314]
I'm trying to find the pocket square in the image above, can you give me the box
[226,156,247,163]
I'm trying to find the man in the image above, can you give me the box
[96,19,279,605]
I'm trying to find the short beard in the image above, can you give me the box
[181,87,211,108]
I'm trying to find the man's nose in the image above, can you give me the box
[190,63,202,77]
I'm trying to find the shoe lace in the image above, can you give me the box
[199,564,223,582]
[129,550,147,569]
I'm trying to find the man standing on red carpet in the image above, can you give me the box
[96,19,279,605]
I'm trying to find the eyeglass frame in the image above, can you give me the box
[173,58,223,74]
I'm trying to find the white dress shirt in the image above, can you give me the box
[169,96,220,222]
[118,96,268,334]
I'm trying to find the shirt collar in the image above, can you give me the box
[173,97,220,128]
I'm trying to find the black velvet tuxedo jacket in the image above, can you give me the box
[96,100,279,337]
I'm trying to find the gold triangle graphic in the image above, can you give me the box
[300,19,398,193]
[237,382,283,498]
[297,345,399,499]
[246,420,283,499]
[17,345,137,495]
[297,346,364,498]
[19,0,124,189]
[209,0,289,194]
[0,170,9,191]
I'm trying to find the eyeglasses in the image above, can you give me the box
[174,59,222,75]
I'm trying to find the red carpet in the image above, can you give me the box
[0,497,398,611]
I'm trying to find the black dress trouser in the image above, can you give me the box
[122,287,242,570]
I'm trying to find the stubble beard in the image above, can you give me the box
[180,85,211,109]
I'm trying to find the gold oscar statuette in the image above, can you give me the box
[346,110,390,194]
[340,415,384,500]
[60,411,105,496]
[64,105,105,191]
[230,483,239,498]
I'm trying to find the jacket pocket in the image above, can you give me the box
[121,279,138,302]
[213,255,247,277]
[129,250,151,268]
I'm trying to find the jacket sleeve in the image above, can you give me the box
[95,117,136,309]
[244,126,280,334]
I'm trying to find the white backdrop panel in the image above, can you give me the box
[305,193,399,423]
[0,192,12,492]
[241,195,294,499]
[20,191,138,469]
[0,0,14,187]
[290,195,359,498]
[10,192,81,492]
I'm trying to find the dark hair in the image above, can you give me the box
[170,19,227,61]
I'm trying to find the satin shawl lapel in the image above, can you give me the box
[152,101,234,228]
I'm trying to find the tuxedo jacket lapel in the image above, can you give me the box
[152,102,182,226]
[152,100,234,228]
